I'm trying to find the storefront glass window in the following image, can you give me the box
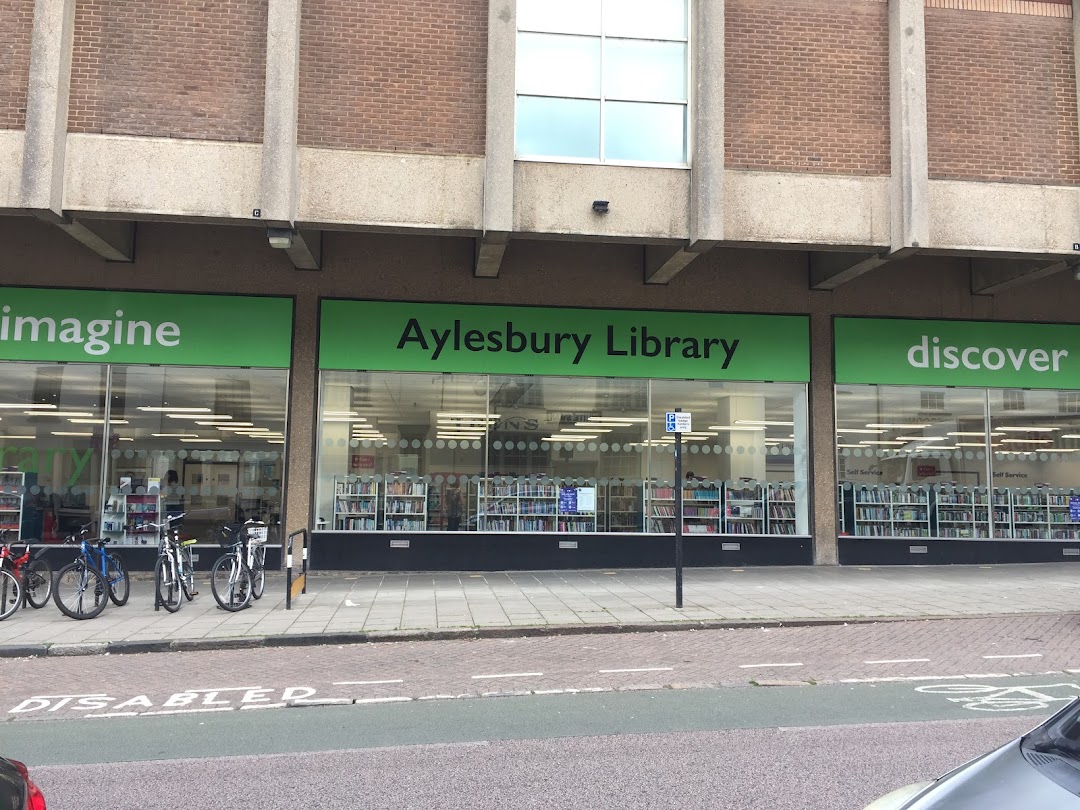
[0,362,106,543]
[103,366,288,544]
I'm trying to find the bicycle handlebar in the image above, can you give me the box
[142,513,187,531]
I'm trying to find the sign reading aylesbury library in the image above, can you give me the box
[0,287,293,367]
[835,317,1080,389]
[319,300,810,381]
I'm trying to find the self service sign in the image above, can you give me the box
[835,317,1080,389]
[319,300,810,382]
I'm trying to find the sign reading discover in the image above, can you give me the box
[835,317,1078,389]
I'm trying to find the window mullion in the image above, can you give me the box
[598,2,606,163]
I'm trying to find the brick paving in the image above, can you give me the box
[3,563,1080,651]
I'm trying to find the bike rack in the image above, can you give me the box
[285,528,309,610]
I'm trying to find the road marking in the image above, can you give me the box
[85,711,138,718]
[983,654,1042,659]
[598,667,674,674]
[842,673,1014,684]
[354,696,413,704]
[142,707,236,716]
[241,703,286,710]
[738,663,803,669]
[333,679,404,686]
[864,659,931,664]
[289,698,353,706]
[471,672,543,680]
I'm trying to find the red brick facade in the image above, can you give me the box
[68,0,266,142]
[926,8,1080,184]
[0,0,34,130]
[298,0,487,155]
[725,0,891,176]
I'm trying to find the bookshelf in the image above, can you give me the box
[0,472,24,538]
[102,487,161,544]
[647,484,676,533]
[767,484,797,535]
[606,483,642,532]
[934,488,990,539]
[557,485,597,533]
[725,483,765,535]
[1047,491,1080,540]
[384,478,427,532]
[334,477,378,531]
[682,484,721,534]
[851,486,931,538]
[1006,488,1080,540]
[477,480,559,532]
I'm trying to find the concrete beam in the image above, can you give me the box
[258,0,301,227]
[268,227,321,270]
[889,0,929,252]
[56,218,135,262]
[971,257,1074,295]
[478,0,517,278]
[688,0,723,251]
[20,0,75,220]
[643,244,702,285]
[809,246,918,290]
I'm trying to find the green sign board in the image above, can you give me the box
[320,300,810,382]
[835,317,1080,389]
[0,287,293,367]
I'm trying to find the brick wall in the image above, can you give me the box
[298,0,487,155]
[0,0,34,130]
[68,0,266,142]
[725,0,890,175]
[926,8,1079,184]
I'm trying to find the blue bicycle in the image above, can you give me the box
[52,524,130,620]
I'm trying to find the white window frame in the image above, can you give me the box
[514,1,693,169]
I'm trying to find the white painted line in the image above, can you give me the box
[183,687,263,693]
[289,698,353,706]
[533,689,567,695]
[842,675,968,684]
[738,663,803,669]
[417,695,463,701]
[333,679,404,686]
[85,711,139,718]
[240,703,287,710]
[26,693,107,699]
[982,653,1043,660]
[598,667,675,674]
[354,696,413,704]
[143,707,236,716]
[580,687,612,693]
[471,672,543,680]
[864,659,931,665]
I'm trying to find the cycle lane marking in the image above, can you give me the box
[983,653,1043,659]
[914,680,1080,712]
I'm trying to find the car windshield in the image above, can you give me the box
[1024,699,1080,763]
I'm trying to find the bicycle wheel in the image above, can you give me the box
[250,546,265,600]
[180,545,196,601]
[22,557,53,609]
[106,553,129,607]
[154,555,182,613]
[211,554,252,612]
[52,562,107,620]
[0,569,22,621]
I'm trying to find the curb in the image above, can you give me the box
[0,611,1053,659]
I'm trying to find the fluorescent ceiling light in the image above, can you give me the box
[895,435,945,441]
[1052,448,1080,452]
[587,416,649,423]
[1060,434,1080,440]
[196,421,253,427]
[543,435,599,441]
[837,443,867,448]
[956,442,1000,447]
[706,425,766,431]
[26,411,93,417]
[947,432,1003,437]
[151,433,197,438]
[767,437,795,443]
[69,418,128,424]
[576,421,633,428]
[866,423,930,429]
[180,438,221,443]
[996,426,1059,432]
[562,427,611,433]
[859,440,906,445]
[323,411,358,417]
[437,412,500,419]
[836,428,886,435]
[916,445,958,451]
[118,437,134,442]
[51,431,92,437]
[168,413,231,420]
[734,420,794,426]
[1000,438,1053,444]
[267,439,285,444]
[138,406,211,413]
[0,403,55,410]
[0,435,35,439]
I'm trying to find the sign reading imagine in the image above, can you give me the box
[319,300,810,382]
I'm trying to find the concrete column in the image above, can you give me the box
[810,312,838,565]
[259,0,302,227]
[689,0,724,253]
[283,288,318,549]
[889,0,929,253]
[476,0,517,277]
[20,0,75,221]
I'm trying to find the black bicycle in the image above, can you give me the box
[52,524,129,620]
[149,513,196,612]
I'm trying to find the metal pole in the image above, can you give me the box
[674,409,684,609]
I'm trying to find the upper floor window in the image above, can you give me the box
[515,0,689,166]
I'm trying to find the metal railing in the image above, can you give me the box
[285,528,309,610]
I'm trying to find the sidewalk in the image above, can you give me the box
[2,563,1079,656]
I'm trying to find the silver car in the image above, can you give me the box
[866,699,1080,809]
